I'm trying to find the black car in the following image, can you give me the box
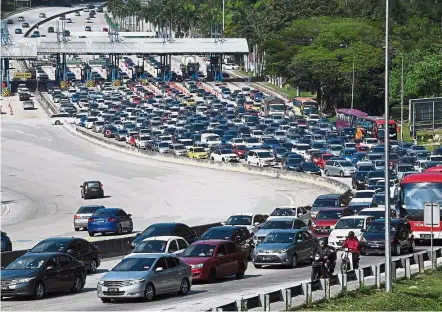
[352,171,369,190]
[200,226,252,258]
[1,252,86,299]
[360,219,415,256]
[295,162,321,175]
[28,238,100,273]
[80,180,104,199]
[131,223,198,248]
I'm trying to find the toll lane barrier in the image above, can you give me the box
[208,248,442,311]
[0,223,221,267]
[72,127,350,195]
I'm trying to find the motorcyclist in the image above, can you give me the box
[341,231,360,269]
[312,240,332,277]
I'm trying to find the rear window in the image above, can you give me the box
[87,182,100,188]
[93,209,116,217]
[78,206,102,214]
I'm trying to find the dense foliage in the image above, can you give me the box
[108,0,442,113]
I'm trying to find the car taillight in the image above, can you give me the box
[88,218,94,222]
[108,217,116,222]
[74,215,80,219]
[100,184,103,188]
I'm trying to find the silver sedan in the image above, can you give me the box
[97,254,192,302]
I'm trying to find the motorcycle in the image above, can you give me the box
[311,254,329,281]
[340,247,359,273]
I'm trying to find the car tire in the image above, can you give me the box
[208,268,217,283]
[101,298,111,303]
[117,224,123,235]
[128,222,133,234]
[55,120,61,125]
[70,276,83,293]
[144,283,155,302]
[88,259,97,274]
[393,243,401,256]
[340,171,344,177]
[74,228,80,232]
[222,158,225,162]
[5,243,12,251]
[235,263,246,279]
[33,282,45,299]
[291,254,298,268]
[253,264,262,269]
[178,278,190,295]
[409,240,416,253]
[88,232,95,237]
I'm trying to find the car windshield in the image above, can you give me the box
[30,240,70,252]
[359,165,375,172]
[262,220,293,229]
[192,147,205,153]
[398,165,415,172]
[301,163,319,170]
[335,218,365,229]
[87,182,100,188]
[271,208,296,216]
[316,210,343,219]
[339,161,353,167]
[141,225,175,237]
[359,210,385,219]
[201,229,234,240]
[6,257,46,270]
[112,258,155,271]
[296,145,310,151]
[262,232,296,244]
[355,192,375,198]
[78,205,102,213]
[181,244,216,257]
[225,215,252,225]
[133,240,167,253]
[92,209,116,217]
[373,194,386,205]
[258,152,273,158]
[314,199,338,207]
[264,139,279,145]
[219,149,233,154]
[366,223,396,233]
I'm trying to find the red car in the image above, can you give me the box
[180,240,248,283]
[232,145,247,159]
[314,153,335,169]
[312,207,354,238]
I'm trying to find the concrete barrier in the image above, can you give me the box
[24,7,84,37]
[209,247,442,311]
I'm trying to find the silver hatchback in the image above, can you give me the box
[97,254,192,302]
[324,160,356,177]
[74,205,105,231]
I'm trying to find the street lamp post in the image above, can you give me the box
[400,52,404,141]
[351,55,355,109]
[222,0,225,33]
[384,0,392,293]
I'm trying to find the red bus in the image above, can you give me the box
[354,116,397,140]
[398,173,442,240]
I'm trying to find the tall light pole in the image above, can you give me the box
[384,0,392,293]
[351,55,355,109]
[222,0,225,33]
[400,52,404,141]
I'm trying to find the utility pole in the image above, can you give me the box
[384,0,392,293]
[222,0,225,34]
[351,55,355,109]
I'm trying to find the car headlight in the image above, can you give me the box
[98,280,105,286]
[253,236,258,242]
[279,249,288,253]
[330,225,335,229]
[360,236,366,243]
[312,222,316,227]
[128,279,145,285]
[11,278,34,285]
[191,263,204,269]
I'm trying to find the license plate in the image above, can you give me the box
[90,188,98,191]
[2,287,9,290]
[262,257,270,260]
[421,234,433,238]
[96,220,105,223]
[369,244,379,248]
[108,288,119,292]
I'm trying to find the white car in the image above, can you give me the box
[84,117,99,129]
[229,138,245,146]
[51,113,74,125]
[222,213,268,234]
[247,149,276,167]
[210,149,239,162]
[224,63,240,70]
[267,206,312,226]
[135,135,152,149]
[292,144,311,160]
[349,190,376,204]
[307,114,320,122]
[358,207,397,220]
[328,216,376,248]
[362,138,379,149]
[124,236,189,258]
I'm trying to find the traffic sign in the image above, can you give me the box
[14,72,32,79]
[424,203,440,226]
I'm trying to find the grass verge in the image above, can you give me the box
[298,268,442,311]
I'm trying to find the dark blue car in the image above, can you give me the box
[1,232,12,252]
[87,208,133,237]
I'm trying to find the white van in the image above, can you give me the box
[200,133,221,147]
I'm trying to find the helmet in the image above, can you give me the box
[319,240,326,248]
[348,231,355,238]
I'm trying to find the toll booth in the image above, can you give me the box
[206,55,223,82]
[181,62,200,80]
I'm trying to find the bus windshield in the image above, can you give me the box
[400,182,442,220]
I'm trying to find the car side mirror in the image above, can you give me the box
[254,222,260,226]
[46,266,55,271]
[221,222,226,226]
[127,214,132,217]
[66,249,75,255]
[218,253,225,258]
[155,267,164,272]
[361,229,366,232]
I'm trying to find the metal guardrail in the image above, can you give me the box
[211,248,442,311]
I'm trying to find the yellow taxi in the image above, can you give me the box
[253,103,262,111]
[185,98,196,106]
[189,146,209,159]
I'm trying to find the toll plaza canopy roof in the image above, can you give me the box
[1,37,249,59]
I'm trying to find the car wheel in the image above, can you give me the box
[55,120,61,125]
[5,243,12,251]
[74,228,80,231]
[393,243,401,256]
[144,283,155,302]
[178,278,190,295]
[208,268,217,283]
[33,282,45,299]
[101,298,111,303]
[222,158,225,162]
[253,264,262,269]
[325,170,329,176]
[235,263,246,279]
[291,254,298,268]
[88,232,95,237]
[117,224,123,235]
[88,259,97,274]
[81,191,84,198]
[409,240,416,253]
[70,276,83,293]
[128,222,133,233]
[340,171,344,177]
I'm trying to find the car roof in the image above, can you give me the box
[37,237,78,242]
[124,253,168,259]
[370,218,402,224]
[267,216,299,221]
[250,149,271,152]
[232,212,256,216]
[318,208,347,212]
[191,239,231,245]
[339,215,370,220]
[316,194,341,199]
[359,208,386,212]
[84,180,101,183]
[141,236,183,242]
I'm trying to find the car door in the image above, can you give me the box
[397,222,409,250]
[167,239,179,254]
[151,257,171,294]
[302,231,315,261]
[43,256,62,291]
[214,244,229,277]
[57,255,75,289]
[224,242,240,275]
[176,238,189,254]
[294,231,308,260]
[75,239,92,268]
[117,209,129,230]
[165,256,181,291]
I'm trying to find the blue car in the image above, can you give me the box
[87,208,133,237]
[1,231,12,252]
